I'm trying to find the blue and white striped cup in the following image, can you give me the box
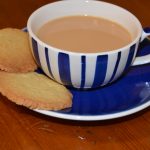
[27,0,150,89]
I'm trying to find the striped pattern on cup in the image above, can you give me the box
[30,37,138,88]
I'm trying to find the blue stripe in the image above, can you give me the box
[45,48,54,79]
[80,56,86,88]
[124,44,136,71]
[23,28,28,32]
[58,53,72,86]
[92,55,108,88]
[31,38,41,67]
[144,27,150,33]
[109,52,121,82]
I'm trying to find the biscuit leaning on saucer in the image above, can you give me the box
[0,28,37,72]
[0,71,72,110]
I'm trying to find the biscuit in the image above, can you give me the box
[0,28,37,72]
[0,71,72,110]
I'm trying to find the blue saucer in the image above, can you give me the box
[34,39,150,121]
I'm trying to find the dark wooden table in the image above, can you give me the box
[0,0,150,150]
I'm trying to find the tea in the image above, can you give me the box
[37,16,132,53]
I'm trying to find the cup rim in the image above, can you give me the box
[27,0,142,56]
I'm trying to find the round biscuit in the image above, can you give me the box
[0,28,37,72]
[0,71,72,110]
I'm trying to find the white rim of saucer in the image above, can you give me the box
[34,100,150,121]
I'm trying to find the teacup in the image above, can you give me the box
[27,0,150,89]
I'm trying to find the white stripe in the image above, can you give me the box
[102,53,118,85]
[112,48,130,82]
[131,42,139,64]
[37,44,53,78]
[84,56,97,88]
[29,36,35,60]
[48,50,62,84]
[69,55,82,88]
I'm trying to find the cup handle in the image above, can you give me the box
[132,27,150,66]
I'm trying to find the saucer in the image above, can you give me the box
[32,39,150,121]
[24,27,150,121]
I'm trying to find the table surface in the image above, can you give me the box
[0,0,150,150]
